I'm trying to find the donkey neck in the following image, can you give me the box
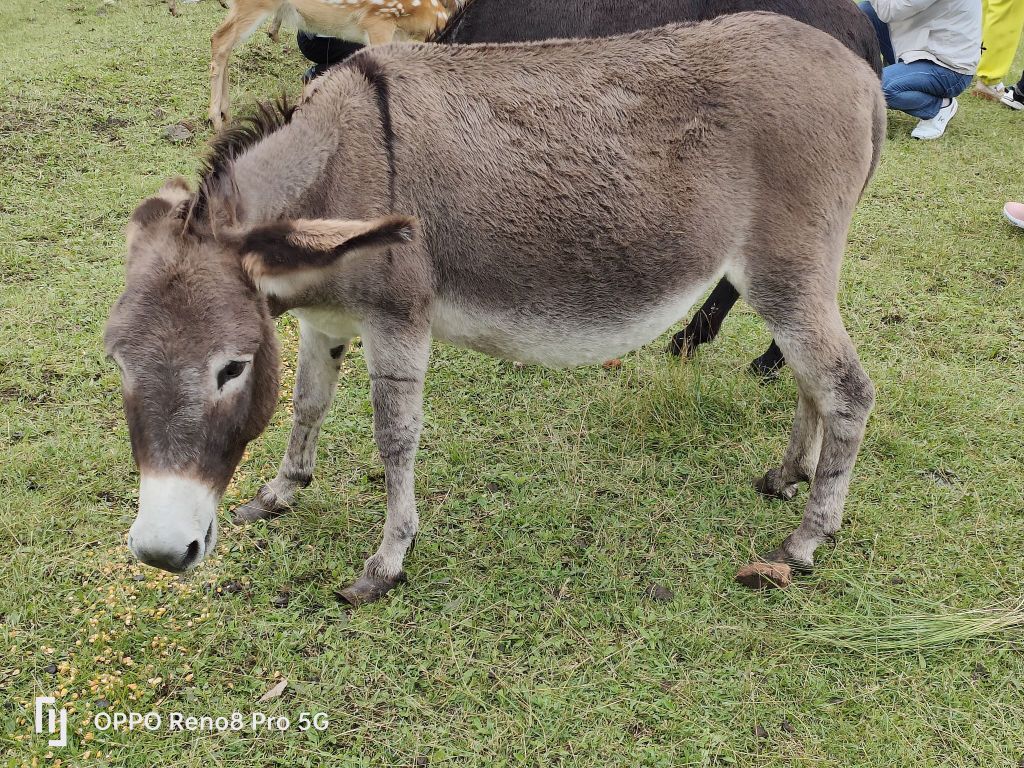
[227,117,340,225]
[228,69,394,227]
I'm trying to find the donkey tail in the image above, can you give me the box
[860,87,886,201]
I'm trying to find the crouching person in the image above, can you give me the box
[859,0,982,139]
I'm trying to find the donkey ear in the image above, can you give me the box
[157,176,193,203]
[129,177,193,228]
[240,215,418,293]
[127,177,194,251]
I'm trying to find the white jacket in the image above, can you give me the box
[874,0,982,74]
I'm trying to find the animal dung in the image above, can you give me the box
[644,583,676,602]
[734,562,793,590]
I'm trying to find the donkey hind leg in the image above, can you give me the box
[739,302,874,589]
[234,323,347,523]
[209,4,272,128]
[669,278,739,357]
[753,394,822,501]
[338,326,429,607]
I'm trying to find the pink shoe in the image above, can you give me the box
[1005,202,1024,229]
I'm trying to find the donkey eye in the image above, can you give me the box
[216,360,248,389]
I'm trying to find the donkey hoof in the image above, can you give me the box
[735,561,793,590]
[760,548,813,575]
[667,331,696,358]
[753,472,798,501]
[336,572,407,607]
[232,487,287,524]
[749,352,785,381]
[749,360,781,381]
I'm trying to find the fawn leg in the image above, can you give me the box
[209,4,270,128]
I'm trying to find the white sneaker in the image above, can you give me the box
[1000,87,1024,111]
[911,98,959,140]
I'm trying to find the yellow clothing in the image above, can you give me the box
[978,0,1024,83]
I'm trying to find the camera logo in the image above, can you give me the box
[34,697,68,748]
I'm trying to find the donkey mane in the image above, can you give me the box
[187,97,296,229]
[202,97,296,182]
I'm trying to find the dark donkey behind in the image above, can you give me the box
[438,0,882,376]
[106,14,885,603]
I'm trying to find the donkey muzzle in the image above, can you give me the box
[128,474,219,573]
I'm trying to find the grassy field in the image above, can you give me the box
[2,1,1024,765]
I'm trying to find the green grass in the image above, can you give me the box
[2,1,1024,765]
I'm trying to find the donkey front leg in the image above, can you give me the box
[670,278,788,379]
[749,340,787,380]
[669,278,740,357]
[234,322,347,523]
[338,326,429,606]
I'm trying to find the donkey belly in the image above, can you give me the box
[432,283,712,367]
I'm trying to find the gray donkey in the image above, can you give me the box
[105,13,884,604]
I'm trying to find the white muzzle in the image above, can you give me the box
[128,474,219,573]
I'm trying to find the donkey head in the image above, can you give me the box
[103,178,280,572]
[105,177,416,573]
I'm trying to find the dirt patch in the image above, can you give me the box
[90,115,129,137]
[924,469,959,488]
